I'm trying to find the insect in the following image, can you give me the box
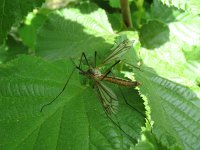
[75,51,140,114]
[75,51,147,141]
[40,36,150,144]
[41,36,137,113]
[40,51,140,112]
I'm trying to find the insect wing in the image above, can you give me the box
[103,39,134,64]
[95,81,118,114]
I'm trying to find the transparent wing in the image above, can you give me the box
[95,81,140,142]
[103,37,134,64]
[94,81,118,114]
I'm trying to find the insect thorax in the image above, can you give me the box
[87,68,102,77]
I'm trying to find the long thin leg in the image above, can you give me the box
[94,51,97,68]
[108,71,152,133]
[78,53,84,68]
[120,60,142,71]
[118,86,152,133]
[101,60,121,80]
[40,67,76,112]
[104,111,137,143]
[79,52,90,68]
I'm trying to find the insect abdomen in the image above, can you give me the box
[99,76,140,87]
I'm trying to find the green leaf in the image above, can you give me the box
[130,66,200,149]
[124,44,200,149]
[0,35,28,63]
[183,46,200,62]
[139,20,170,49]
[0,0,44,44]
[19,10,48,51]
[120,13,200,149]
[36,3,115,60]
[151,1,200,47]
[138,37,199,87]
[0,55,146,149]
[137,1,200,83]
[109,0,121,8]
[134,131,168,150]
[134,33,200,148]
[2,1,198,149]
[183,46,200,85]
[160,0,200,15]
[107,13,123,31]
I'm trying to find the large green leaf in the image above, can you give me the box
[139,1,200,50]
[0,55,146,150]
[36,3,115,60]
[121,43,200,150]
[119,5,200,148]
[124,29,200,150]
[121,42,200,149]
[151,1,200,47]
[138,1,200,83]
[134,68,200,149]
[0,0,44,44]
[2,1,199,150]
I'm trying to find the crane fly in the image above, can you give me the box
[75,51,140,114]
[73,51,145,142]
[40,36,150,142]
[41,35,138,113]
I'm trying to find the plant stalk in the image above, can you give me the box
[120,0,133,28]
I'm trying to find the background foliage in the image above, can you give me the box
[0,0,200,149]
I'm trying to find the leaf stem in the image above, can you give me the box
[120,0,132,28]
